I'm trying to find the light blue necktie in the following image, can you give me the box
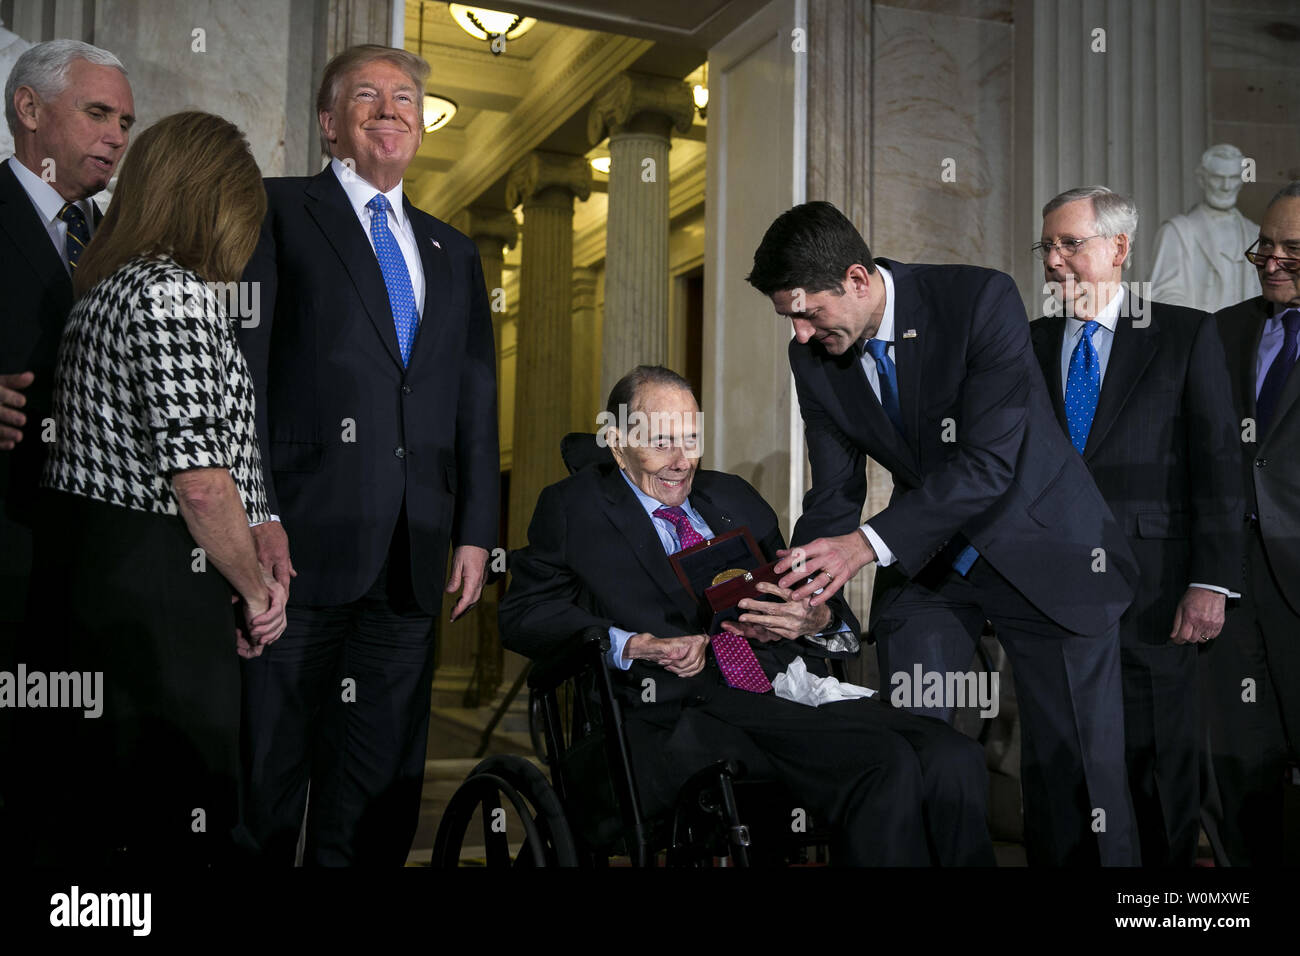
[864,338,904,436]
[1065,320,1102,454]
[366,193,418,366]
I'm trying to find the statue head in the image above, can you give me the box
[1197,144,1245,211]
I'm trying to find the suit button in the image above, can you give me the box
[1256,458,1267,467]
[394,446,406,459]
[402,384,412,395]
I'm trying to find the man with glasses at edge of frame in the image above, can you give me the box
[1200,180,1300,866]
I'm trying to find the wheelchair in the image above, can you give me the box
[429,433,1001,866]
[432,433,837,867]
[430,624,837,867]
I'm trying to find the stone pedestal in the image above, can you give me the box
[505,152,592,551]
[589,72,694,399]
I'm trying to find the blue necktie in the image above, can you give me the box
[366,194,418,366]
[1065,320,1102,454]
[58,202,90,271]
[1256,308,1300,435]
[865,338,904,436]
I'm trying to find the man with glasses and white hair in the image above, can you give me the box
[1030,185,1243,866]
[1150,144,1260,314]
[1201,181,1300,866]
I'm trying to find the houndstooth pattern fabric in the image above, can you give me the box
[43,255,270,523]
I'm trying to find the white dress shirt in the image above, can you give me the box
[7,156,98,273]
[329,157,425,316]
[856,264,899,566]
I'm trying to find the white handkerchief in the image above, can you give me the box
[772,656,876,707]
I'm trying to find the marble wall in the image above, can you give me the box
[1208,0,1300,225]
[94,0,323,177]
[871,3,1015,274]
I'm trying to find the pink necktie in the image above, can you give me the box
[652,506,773,694]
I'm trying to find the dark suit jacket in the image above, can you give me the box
[1032,297,1244,645]
[1216,295,1300,614]
[0,159,102,524]
[499,464,861,708]
[789,258,1136,637]
[238,167,498,613]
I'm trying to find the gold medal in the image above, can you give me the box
[711,568,751,586]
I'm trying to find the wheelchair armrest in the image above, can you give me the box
[526,625,611,694]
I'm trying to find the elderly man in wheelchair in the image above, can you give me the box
[463,365,994,866]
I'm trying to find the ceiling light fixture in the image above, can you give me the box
[448,4,537,54]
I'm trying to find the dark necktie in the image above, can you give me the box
[366,193,418,366]
[58,202,90,271]
[652,505,772,694]
[1256,308,1300,435]
[1065,320,1102,454]
[864,337,904,436]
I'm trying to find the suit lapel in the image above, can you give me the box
[0,162,71,293]
[825,352,917,482]
[1032,316,1070,434]
[1226,300,1266,429]
[690,485,738,539]
[302,168,403,368]
[599,468,701,625]
[1083,298,1159,459]
[405,198,451,370]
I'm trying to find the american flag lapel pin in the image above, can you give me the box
[902,329,917,338]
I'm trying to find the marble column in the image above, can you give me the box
[431,207,518,707]
[451,207,518,386]
[589,72,694,399]
[571,267,601,432]
[505,151,592,551]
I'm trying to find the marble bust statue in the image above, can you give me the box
[1149,144,1260,313]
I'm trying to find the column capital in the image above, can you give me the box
[588,71,695,145]
[450,206,519,252]
[506,151,592,210]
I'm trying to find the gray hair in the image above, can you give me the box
[1043,185,1138,265]
[1268,181,1300,207]
[5,39,127,138]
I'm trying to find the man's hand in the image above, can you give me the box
[774,530,876,605]
[251,521,296,593]
[447,544,490,622]
[1170,587,1227,645]
[722,581,833,643]
[0,371,34,450]
[624,632,710,677]
[234,574,288,658]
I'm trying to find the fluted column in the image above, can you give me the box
[589,72,694,398]
[451,207,518,388]
[506,151,592,551]
[571,267,600,431]
[431,207,518,707]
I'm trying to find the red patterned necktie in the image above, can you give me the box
[652,505,773,694]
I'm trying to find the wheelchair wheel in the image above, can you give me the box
[430,755,579,867]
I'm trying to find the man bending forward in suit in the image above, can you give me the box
[500,365,994,866]
[238,45,499,865]
[749,201,1141,865]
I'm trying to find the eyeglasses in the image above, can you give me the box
[1244,240,1300,274]
[1031,235,1104,260]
